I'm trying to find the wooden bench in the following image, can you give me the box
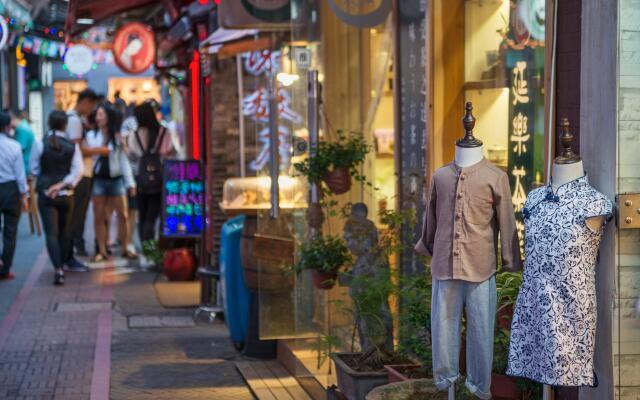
[236,361,313,400]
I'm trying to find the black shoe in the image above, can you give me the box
[64,257,89,272]
[75,248,89,258]
[54,270,65,285]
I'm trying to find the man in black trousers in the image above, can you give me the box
[65,89,98,269]
[0,111,29,280]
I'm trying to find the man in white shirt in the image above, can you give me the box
[0,112,29,280]
[65,89,98,268]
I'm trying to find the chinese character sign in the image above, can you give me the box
[243,86,302,173]
[162,160,204,237]
[506,43,545,253]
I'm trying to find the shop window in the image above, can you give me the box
[432,0,545,241]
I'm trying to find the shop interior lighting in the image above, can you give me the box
[77,18,94,25]
[276,72,299,87]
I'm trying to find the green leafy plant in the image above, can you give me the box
[294,235,352,273]
[142,239,164,266]
[397,271,432,372]
[293,130,371,186]
[311,334,341,370]
[496,271,522,312]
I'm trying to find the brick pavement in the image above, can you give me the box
[0,221,255,400]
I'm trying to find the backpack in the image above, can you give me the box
[135,127,166,194]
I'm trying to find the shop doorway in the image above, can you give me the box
[53,80,87,111]
[107,77,160,109]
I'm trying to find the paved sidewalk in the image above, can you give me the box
[0,220,254,400]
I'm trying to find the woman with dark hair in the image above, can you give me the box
[86,103,136,262]
[30,110,84,285]
[127,101,175,248]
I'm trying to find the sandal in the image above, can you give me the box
[122,251,138,260]
[93,253,108,263]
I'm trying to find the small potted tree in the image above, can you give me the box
[294,235,352,290]
[294,131,370,195]
[330,269,401,400]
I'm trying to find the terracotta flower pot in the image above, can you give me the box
[491,374,521,400]
[311,270,338,290]
[324,167,352,194]
[331,352,389,400]
[163,248,196,281]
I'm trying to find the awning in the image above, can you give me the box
[64,0,168,38]
[201,28,273,59]
[201,28,259,48]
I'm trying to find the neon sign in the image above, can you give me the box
[162,160,204,237]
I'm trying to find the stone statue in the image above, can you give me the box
[343,203,393,352]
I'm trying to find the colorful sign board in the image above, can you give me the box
[112,22,155,74]
[162,160,204,238]
[64,44,93,75]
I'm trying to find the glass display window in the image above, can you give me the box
[431,0,546,247]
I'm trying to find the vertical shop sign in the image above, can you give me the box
[397,0,427,275]
[162,160,204,238]
[505,0,546,252]
[242,50,302,173]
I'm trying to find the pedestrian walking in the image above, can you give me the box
[6,109,35,173]
[0,112,29,281]
[67,88,99,261]
[30,111,84,285]
[86,103,136,262]
[128,101,176,249]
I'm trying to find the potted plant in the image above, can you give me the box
[330,269,403,400]
[496,271,522,330]
[142,239,164,270]
[294,235,352,290]
[294,131,370,195]
[492,271,541,400]
[386,272,433,383]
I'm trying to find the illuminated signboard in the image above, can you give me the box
[162,160,204,238]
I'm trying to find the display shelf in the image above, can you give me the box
[220,176,307,213]
[464,78,508,91]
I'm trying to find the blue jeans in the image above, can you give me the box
[92,177,125,197]
[431,276,496,399]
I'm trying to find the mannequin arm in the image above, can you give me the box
[586,216,606,232]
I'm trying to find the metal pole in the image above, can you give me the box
[236,54,246,178]
[308,70,320,205]
[267,73,279,219]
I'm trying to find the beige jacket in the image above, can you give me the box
[415,158,522,282]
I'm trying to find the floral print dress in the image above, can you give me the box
[507,175,613,386]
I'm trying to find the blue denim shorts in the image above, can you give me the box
[92,177,126,197]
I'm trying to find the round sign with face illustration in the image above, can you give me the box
[112,22,155,74]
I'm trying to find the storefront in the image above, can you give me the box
[208,1,638,399]
[208,2,405,392]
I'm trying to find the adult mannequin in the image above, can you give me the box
[550,119,605,231]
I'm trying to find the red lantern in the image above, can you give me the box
[163,248,196,281]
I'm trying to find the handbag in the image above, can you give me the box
[108,144,124,178]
